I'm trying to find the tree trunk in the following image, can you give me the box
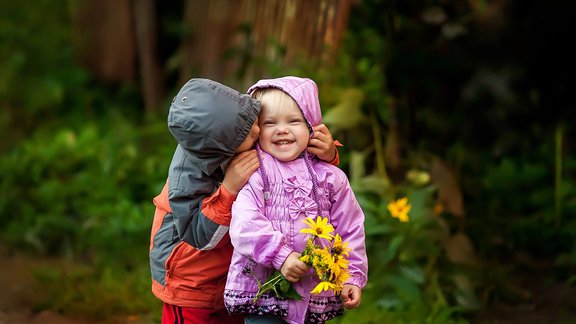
[70,0,136,83]
[133,0,165,115]
[179,0,352,90]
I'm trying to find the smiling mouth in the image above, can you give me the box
[274,140,294,145]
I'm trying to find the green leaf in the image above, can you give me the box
[323,88,366,132]
[279,277,290,293]
[399,265,425,284]
[387,274,423,303]
[284,284,303,300]
[252,270,302,302]
[382,234,404,263]
[365,223,395,236]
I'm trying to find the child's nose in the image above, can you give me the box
[275,125,289,134]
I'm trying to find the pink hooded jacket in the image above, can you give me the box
[224,77,368,324]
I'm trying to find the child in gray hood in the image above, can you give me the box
[149,78,339,323]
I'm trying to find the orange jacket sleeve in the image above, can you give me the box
[200,185,237,226]
[330,140,343,166]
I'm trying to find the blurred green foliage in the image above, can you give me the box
[0,119,171,260]
[1,0,575,323]
[0,1,169,319]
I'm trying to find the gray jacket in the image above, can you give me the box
[166,78,260,249]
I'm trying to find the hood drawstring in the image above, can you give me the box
[256,145,271,202]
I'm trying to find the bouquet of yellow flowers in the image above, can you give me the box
[252,216,351,302]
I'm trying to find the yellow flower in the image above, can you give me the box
[329,262,343,281]
[398,212,409,222]
[331,269,350,295]
[333,285,343,295]
[312,248,333,269]
[334,268,350,286]
[387,197,411,222]
[301,216,335,240]
[333,254,349,269]
[256,216,354,300]
[311,281,336,294]
[331,234,351,257]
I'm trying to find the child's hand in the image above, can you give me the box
[307,124,336,162]
[222,150,260,194]
[340,284,362,309]
[280,252,310,283]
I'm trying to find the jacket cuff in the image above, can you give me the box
[201,185,237,226]
[329,140,343,166]
[345,276,366,289]
[330,148,340,166]
[272,245,294,270]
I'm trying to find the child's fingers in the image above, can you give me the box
[340,287,350,302]
[342,287,362,309]
[307,138,326,149]
[311,132,329,145]
[313,125,334,142]
[222,150,260,193]
[284,274,299,283]
[297,262,310,274]
[232,149,257,164]
[342,293,355,308]
[232,151,259,171]
[313,124,330,136]
[239,153,260,170]
[344,298,360,309]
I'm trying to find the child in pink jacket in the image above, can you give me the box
[225,76,368,323]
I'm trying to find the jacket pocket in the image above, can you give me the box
[150,216,178,285]
[164,240,186,283]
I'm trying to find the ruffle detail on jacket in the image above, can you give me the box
[288,196,318,220]
[283,176,312,197]
[284,175,318,220]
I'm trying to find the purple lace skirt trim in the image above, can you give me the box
[224,290,344,323]
[224,290,288,318]
[306,295,344,323]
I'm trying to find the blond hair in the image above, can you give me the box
[251,88,300,113]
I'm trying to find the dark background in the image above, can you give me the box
[1,0,575,323]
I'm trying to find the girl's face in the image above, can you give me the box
[258,91,310,162]
[236,117,260,153]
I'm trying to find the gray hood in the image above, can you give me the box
[168,78,260,174]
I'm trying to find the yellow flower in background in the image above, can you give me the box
[387,197,411,222]
[301,216,335,240]
[397,212,409,222]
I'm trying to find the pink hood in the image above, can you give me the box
[247,76,322,130]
